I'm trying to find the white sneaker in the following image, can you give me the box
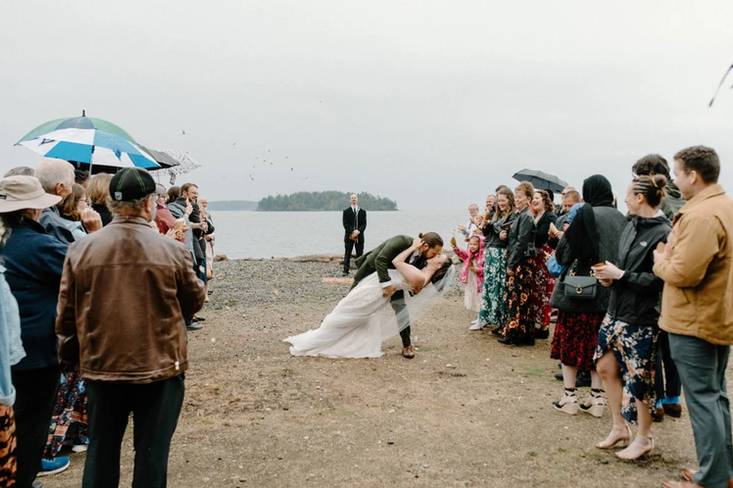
[469,321,483,331]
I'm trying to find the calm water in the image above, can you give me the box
[212,210,467,259]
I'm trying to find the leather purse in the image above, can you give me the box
[561,275,598,300]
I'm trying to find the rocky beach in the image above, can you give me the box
[50,258,705,488]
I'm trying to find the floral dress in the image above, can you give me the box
[479,212,515,328]
[44,371,89,458]
[479,247,508,326]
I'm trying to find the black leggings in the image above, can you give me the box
[12,366,59,488]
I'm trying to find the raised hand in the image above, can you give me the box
[81,208,103,233]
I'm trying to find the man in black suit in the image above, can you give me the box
[342,193,367,276]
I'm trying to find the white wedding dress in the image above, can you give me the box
[285,269,427,358]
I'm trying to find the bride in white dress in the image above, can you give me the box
[285,239,453,358]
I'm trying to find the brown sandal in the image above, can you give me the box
[401,346,415,359]
[681,468,696,482]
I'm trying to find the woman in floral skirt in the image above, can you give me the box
[499,181,537,346]
[593,174,671,460]
[528,189,557,338]
[478,186,516,329]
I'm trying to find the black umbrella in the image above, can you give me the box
[512,168,569,193]
[137,144,181,170]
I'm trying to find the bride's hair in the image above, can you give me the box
[430,258,453,291]
[419,232,443,248]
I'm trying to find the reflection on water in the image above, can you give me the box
[212,210,467,259]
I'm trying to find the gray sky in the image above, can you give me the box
[2,0,733,209]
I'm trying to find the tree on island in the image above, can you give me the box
[258,191,398,211]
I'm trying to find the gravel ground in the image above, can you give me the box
[47,259,708,488]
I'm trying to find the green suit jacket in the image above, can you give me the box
[354,235,413,285]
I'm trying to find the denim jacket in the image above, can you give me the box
[0,265,25,406]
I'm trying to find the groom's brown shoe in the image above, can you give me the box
[402,346,415,359]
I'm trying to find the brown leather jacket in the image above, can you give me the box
[56,217,205,383]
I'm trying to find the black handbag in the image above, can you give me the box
[561,275,598,300]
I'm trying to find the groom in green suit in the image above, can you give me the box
[352,233,444,358]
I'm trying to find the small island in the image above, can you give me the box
[258,191,398,211]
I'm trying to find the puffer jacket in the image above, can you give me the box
[607,213,672,325]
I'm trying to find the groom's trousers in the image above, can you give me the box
[391,291,411,348]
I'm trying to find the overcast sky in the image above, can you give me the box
[2,1,733,209]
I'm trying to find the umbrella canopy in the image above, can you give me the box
[512,168,569,193]
[16,112,160,171]
[136,144,181,169]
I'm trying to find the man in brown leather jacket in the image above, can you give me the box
[56,168,205,487]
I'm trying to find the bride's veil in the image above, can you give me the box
[392,260,456,334]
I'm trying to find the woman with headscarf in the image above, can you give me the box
[549,175,626,416]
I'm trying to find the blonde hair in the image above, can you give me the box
[86,173,113,205]
[515,181,535,200]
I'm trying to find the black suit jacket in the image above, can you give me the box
[343,207,367,242]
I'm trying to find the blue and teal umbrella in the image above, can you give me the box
[16,111,160,170]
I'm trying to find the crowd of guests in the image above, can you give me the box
[0,147,730,487]
[450,146,733,487]
[0,158,212,487]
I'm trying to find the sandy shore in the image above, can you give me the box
[49,258,707,488]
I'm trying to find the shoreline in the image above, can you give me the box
[215,251,458,263]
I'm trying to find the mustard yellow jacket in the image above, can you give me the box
[653,184,733,345]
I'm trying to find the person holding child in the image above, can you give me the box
[451,233,485,330]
